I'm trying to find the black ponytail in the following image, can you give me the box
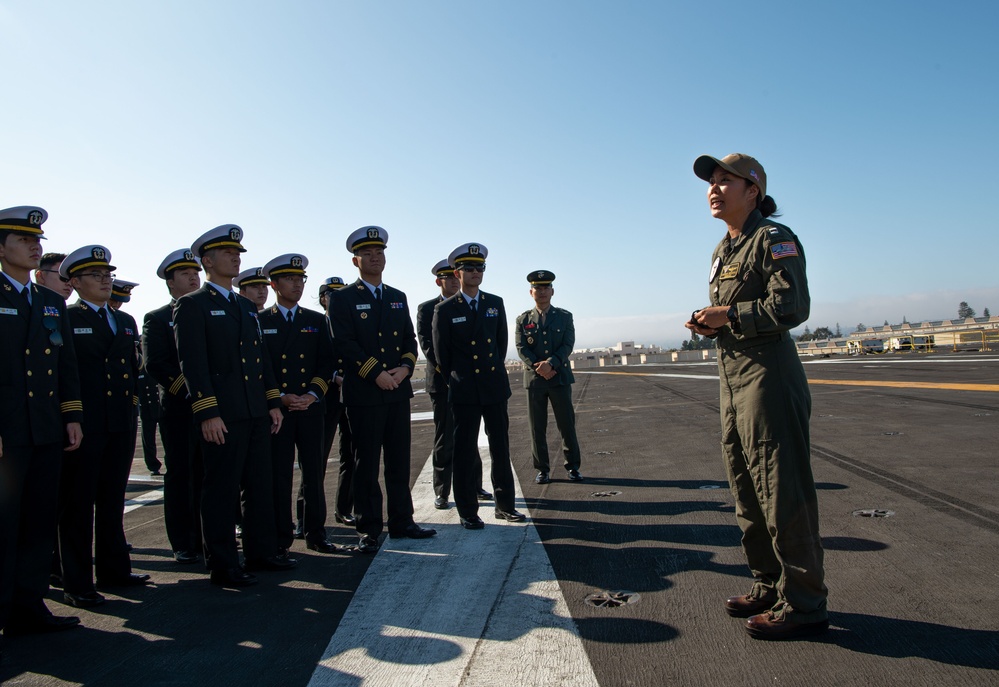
[758,195,780,218]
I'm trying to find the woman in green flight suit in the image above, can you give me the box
[687,153,828,641]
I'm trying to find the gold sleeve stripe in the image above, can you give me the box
[265,389,281,400]
[133,396,139,406]
[401,352,417,364]
[311,377,329,394]
[60,401,83,412]
[191,397,218,413]
[359,357,379,377]
[169,375,186,395]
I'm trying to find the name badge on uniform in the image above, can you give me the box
[452,316,466,323]
[74,327,93,334]
[0,307,17,316]
[356,303,371,310]
[263,328,278,334]
[210,310,226,316]
[720,263,740,280]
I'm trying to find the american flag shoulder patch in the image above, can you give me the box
[770,242,799,260]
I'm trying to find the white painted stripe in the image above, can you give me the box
[308,422,598,687]
[411,411,434,422]
[579,371,719,381]
[123,488,164,514]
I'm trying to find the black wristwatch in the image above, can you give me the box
[727,305,740,333]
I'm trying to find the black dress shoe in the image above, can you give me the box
[459,515,485,530]
[98,573,151,587]
[49,573,64,589]
[477,488,493,501]
[209,568,258,587]
[306,539,346,554]
[334,511,356,525]
[173,550,201,564]
[535,472,550,485]
[356,535,380,553]
[567,469,583,481]
[294,522,305,540]
[494,509,527,522]
[434,496,450,510]
[244,553,298,571]
[150,469,162,477]
[63,591,106,608]
[725,591,778,618]
[4,613,81,635]
[389,523,437,539]
[125,542,133,551]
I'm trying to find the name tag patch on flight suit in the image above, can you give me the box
[770,242,799,259]
[720,263,740,280]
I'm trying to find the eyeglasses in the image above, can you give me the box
[40,269,71,284]
[458,265,486,273]
[77,272,115,283]
[42,315,64,347]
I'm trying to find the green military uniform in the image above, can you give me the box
[709,208,827,624]
[515,270,581,477]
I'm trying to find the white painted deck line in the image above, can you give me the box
[123,488,164,514]
[308,421,598,687]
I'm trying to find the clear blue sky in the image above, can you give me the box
[3,1,997,350]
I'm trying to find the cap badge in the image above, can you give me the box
[229,227,242,241]
[183,250,195,261]
[536,271,544,279]
[469,244,480,255]
[291,256,303,268]
[28,210,44,226]
[93,247,106,260]
[254,267,264,277]
[367,227,379,239]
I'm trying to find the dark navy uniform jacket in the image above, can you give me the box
[142,302,190,417]
[68,301,140,434]
[416,295,447,395]
[0,276,83,445]
[432,291,510,406]
[258,305,335,400]
[515,306,576,389]
[327,280,418,407]
[173,284,281,424]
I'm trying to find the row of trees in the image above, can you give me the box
[958,302,991,319]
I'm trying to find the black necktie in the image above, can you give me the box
[374,287,381,301]
[97,307,113,335]
[286,310,294,323]
[228,292,237,307]
[470,299,477,313]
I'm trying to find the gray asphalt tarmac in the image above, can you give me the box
[2,352,997,686]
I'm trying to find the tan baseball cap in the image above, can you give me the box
[693,153,766,199]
